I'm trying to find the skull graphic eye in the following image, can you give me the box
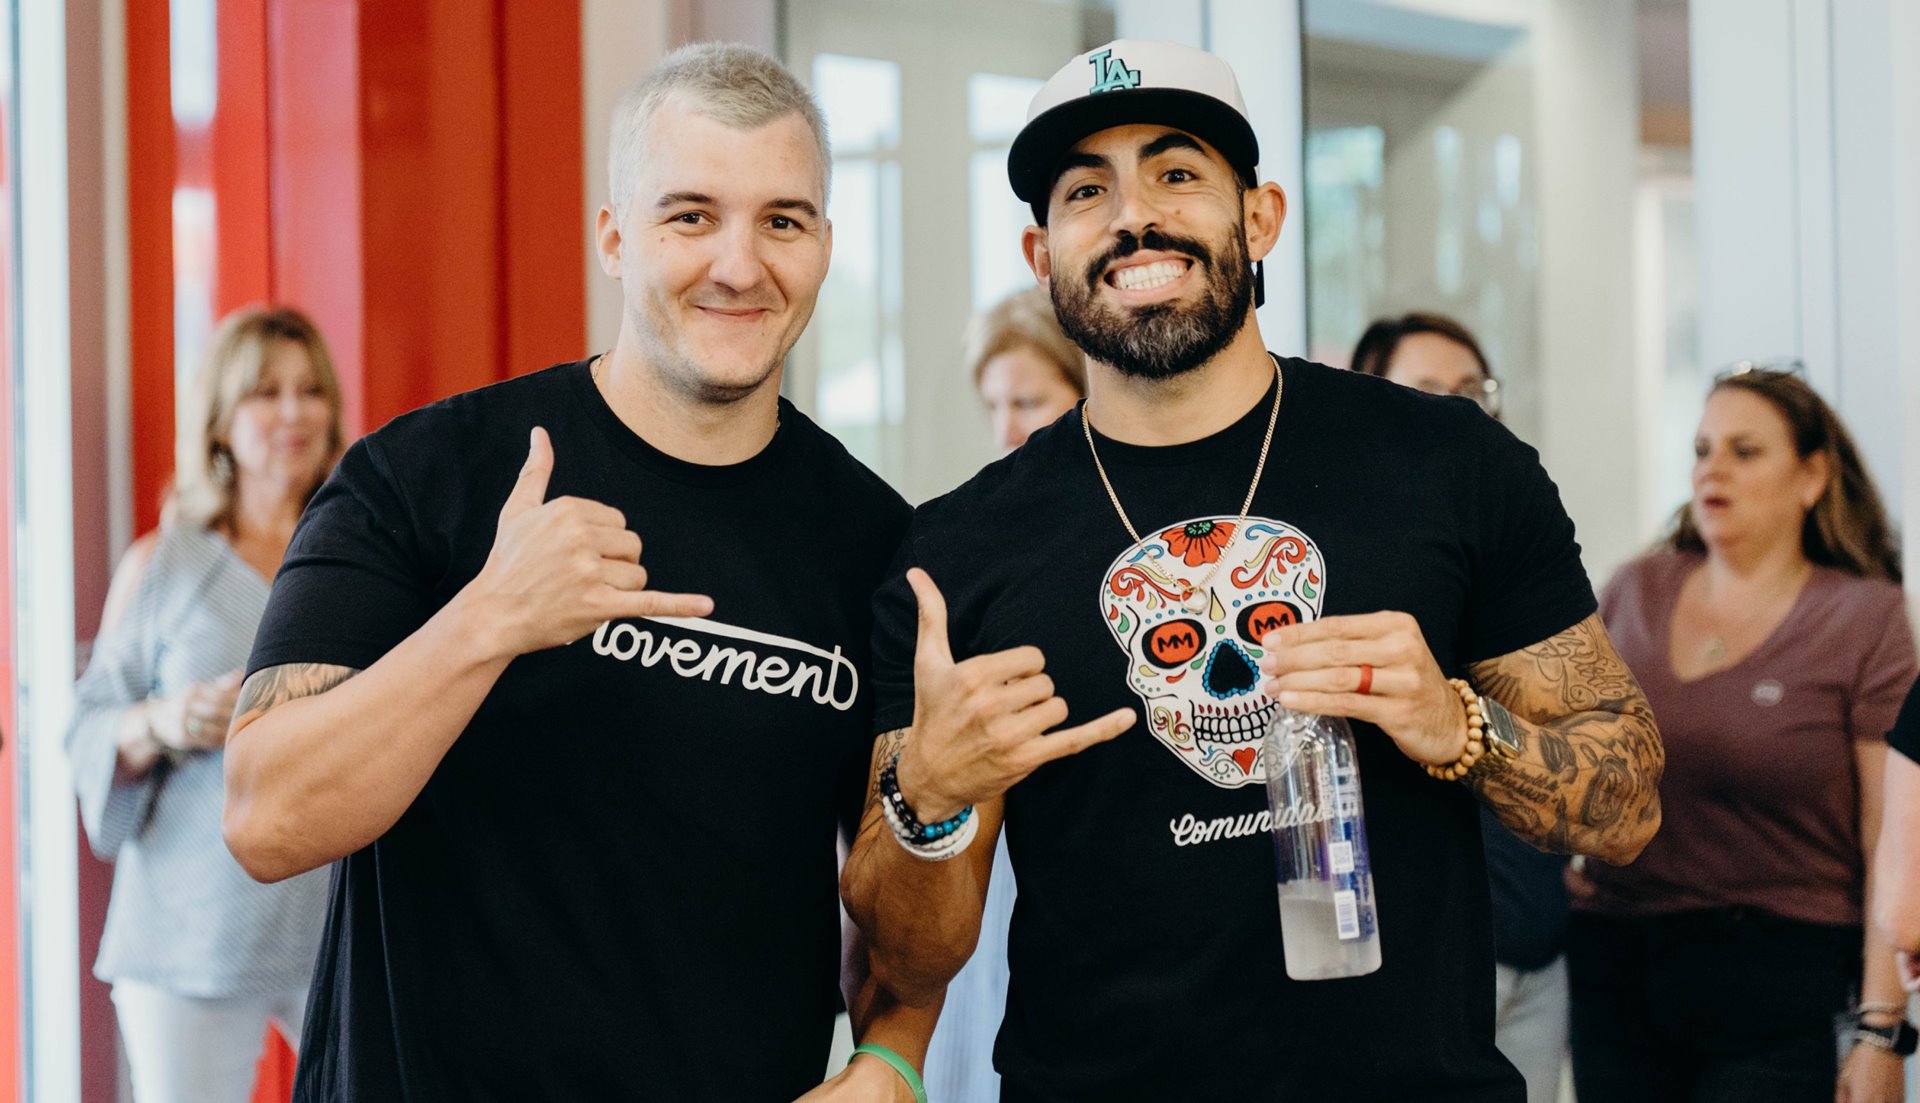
[1142,618,1206,669]
[1236,600,1302,646]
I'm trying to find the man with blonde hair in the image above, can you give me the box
[225,43,930,1102]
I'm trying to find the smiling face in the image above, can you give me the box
[597,98,831,404]
[224,340,336,493]
[1690,387,1828,553]
[1024,124,1278,380]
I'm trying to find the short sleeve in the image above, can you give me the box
[869,529,921,738]
[1849,591,1917,743]
[1888,677,1920,763]
[1458,418,1598,663]
[247,435,438,675]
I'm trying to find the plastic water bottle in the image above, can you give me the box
[1264,707,1382,980]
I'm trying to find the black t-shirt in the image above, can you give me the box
[870,359,1596,1103]
[1891,677,1920,764]
[249,361,909,1102]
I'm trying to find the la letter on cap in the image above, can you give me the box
[1087,48,1142,94]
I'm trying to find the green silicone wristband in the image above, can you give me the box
[849,1043,928,1103]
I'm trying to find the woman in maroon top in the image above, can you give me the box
[1571,368,1914,1103]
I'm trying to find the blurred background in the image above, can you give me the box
[0,0,1917,1099]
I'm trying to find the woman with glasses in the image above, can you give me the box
[1349,311,1501,415]
[1570,367,1914,1103]
[66,307,344,1103]
[1351,313,1566,1103]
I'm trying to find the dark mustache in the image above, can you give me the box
[1085,229,1214,293]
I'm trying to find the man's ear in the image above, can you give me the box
[1242,181,1287,264]
[1022,223,1052,289]
[594,204,624,278]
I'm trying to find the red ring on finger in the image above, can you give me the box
[1356,663,1374,696]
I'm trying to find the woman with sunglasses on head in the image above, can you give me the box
[65,307,344,1103]
[1569,366,1915,1103]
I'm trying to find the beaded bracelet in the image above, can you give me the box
[881,797,980,862]
[1423,678,1489,782]
[877,755,974,844]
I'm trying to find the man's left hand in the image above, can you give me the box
[792,1053,917,1103]
[1836,1043,1904,1103]
[1258,611,1466,767]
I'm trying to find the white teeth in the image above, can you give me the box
[1112,260,1187,291]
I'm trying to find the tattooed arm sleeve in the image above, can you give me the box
[1463,613,1664,864]
[230,663,362,735]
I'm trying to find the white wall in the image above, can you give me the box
[1533,0,1644,584]
[1898,0,1920,605]
[581,0,674,351]
[1692,0,1914,540]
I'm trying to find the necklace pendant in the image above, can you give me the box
[1181,589,1210,615]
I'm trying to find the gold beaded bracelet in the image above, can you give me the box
[1423,678,1488,782]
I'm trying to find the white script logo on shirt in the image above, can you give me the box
[1168,802,1334,848]
[588,616,859,711]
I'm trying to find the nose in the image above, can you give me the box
[707,222,766,294]
[995,411,1023,452]
[1106,177,1164,241]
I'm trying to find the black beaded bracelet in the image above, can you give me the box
[878,755,972,844]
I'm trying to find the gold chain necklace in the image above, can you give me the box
[1082,358,1284,615]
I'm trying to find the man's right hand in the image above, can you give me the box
[465,427,713,656]
[893,568,1133,822]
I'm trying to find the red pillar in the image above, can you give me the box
[120,2,584,1100]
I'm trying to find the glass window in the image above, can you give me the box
[967,73,1044,308]
[809,55,905,471]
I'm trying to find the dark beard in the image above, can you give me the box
[1050,227,1254,380]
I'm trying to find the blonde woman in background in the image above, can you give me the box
[67,306,344,1103]
[924,287,1085,1103]
[968,286,1087,454]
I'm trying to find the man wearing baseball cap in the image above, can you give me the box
[843,40,1663,1101]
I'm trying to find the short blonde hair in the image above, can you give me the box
[167,306,345,530]
[608,42,830,216]
[963,288,1087,396]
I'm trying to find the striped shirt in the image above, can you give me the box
[66,523,328,998]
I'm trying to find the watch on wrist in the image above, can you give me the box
[1853,1018,1919,1056]
[1480,696,1521,760]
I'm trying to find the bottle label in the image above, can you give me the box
[1327,839,1354,875]
[1334,889,1361,941]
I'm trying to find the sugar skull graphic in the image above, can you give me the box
[1099,516,1327,788]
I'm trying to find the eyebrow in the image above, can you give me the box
[1140,131,1208,161]
[766,197,821,219]
[1055,151,1109,177]
[655,191,713,208]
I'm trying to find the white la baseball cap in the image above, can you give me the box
[1007,39,1260,212]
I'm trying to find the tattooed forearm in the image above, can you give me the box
[1464,613,1663,864]
[867,727,910,805]
[231,663,361,729]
